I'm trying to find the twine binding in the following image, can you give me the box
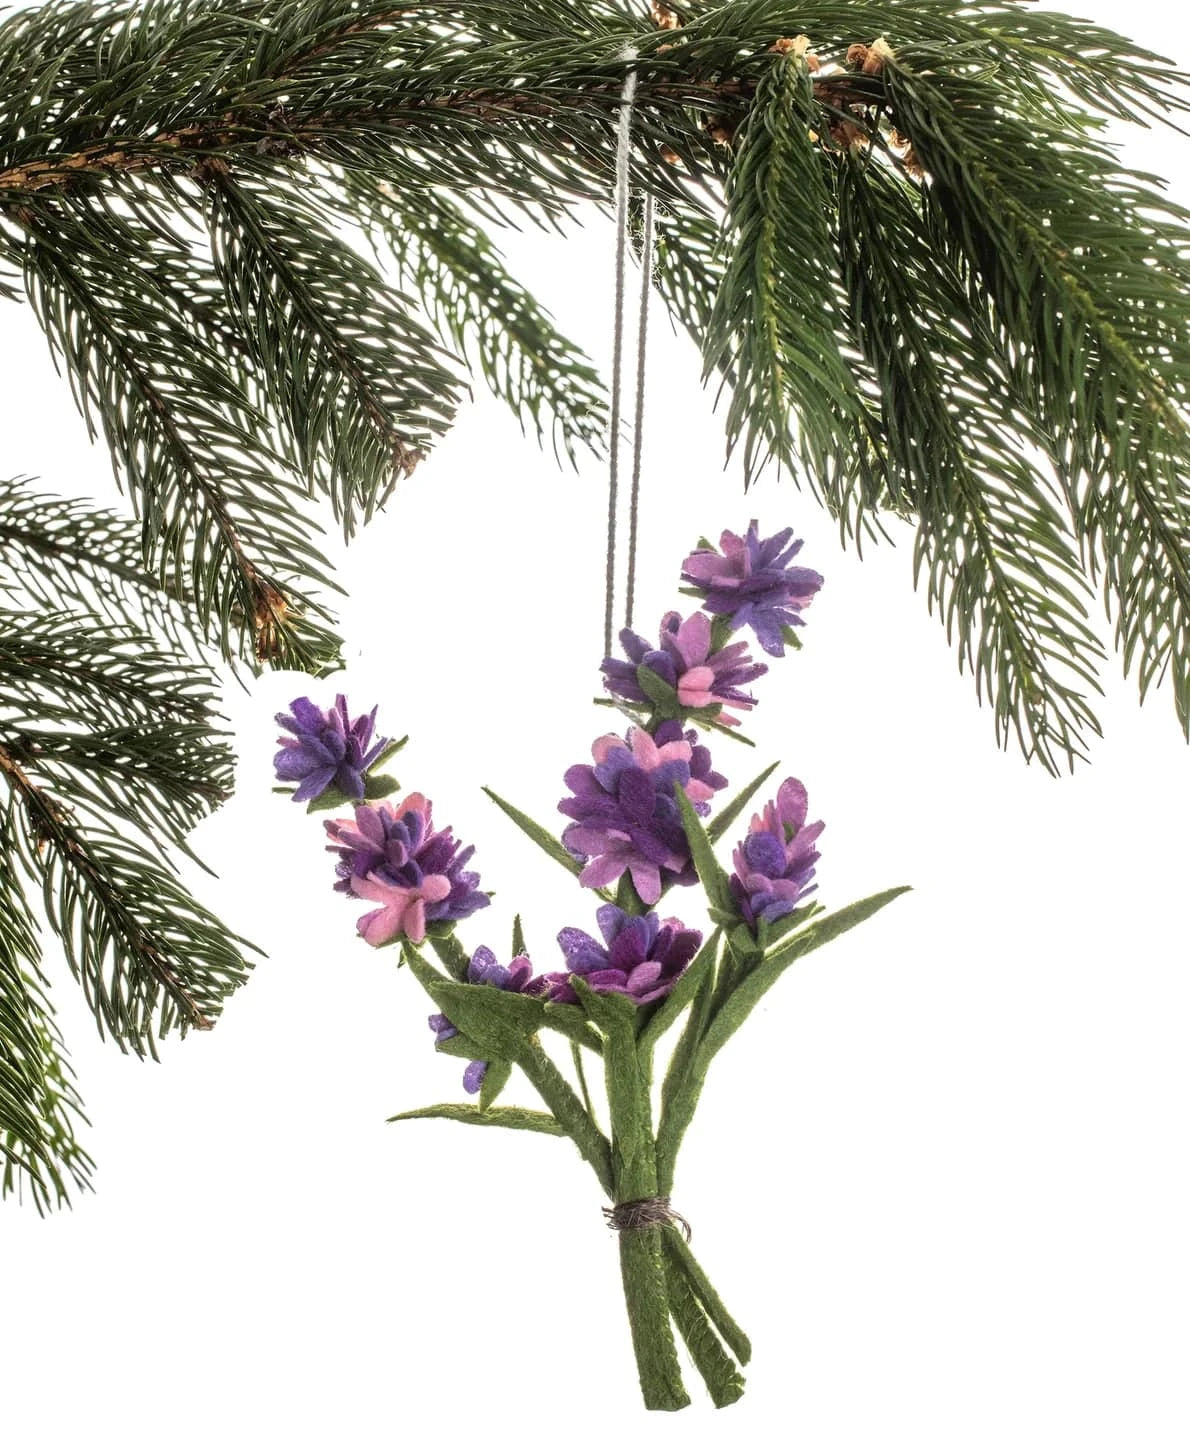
[603,1195,692,1241]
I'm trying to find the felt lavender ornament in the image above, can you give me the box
[274,525,908,1412]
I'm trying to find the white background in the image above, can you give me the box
[3,4,1189,1447]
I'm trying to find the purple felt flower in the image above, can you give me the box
[730,778,824,926]
[273,694,389,803]
[602,611,767,727]
[681,522,823,657]
[429,946,536,1095]
[558,721,727,905]
[325,792,488,945]
[531,904,702,1006]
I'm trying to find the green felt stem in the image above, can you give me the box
[516,1036,614,1196]
[655,961,717,1198]
[662,1228,752,1366]
[619,1231,690,1412]
[582,982,689,1412]
[664,1249,747,1408]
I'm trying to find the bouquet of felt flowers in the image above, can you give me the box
[273,524,907,1411]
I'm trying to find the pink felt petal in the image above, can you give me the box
[630,729,661,771]
[776,778,808,830]
[404,898,427,944]
[675,612,711,665]
[628,859,662,905]
[592,733,628,765]
[419,873,452,904]
[579,856,627,890]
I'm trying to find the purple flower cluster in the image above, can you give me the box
[534,905,702,1007]
[274,694,388,803]
[602,611,767,727]
[682,522,823,657]
[559,722,727,905]
[429,946,534,1095]
[730,778,824,926]
[325,793,488,946]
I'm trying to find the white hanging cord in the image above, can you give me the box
[625,190,654,632]
[604,45,656,655]
[604,47,638,659]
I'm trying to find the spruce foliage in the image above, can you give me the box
[1,0,1188,1205]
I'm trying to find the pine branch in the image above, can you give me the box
[17,191,343,670]
[882,46,1190,734]
[206,168,463,532]
[702,41,866,485]
[837,153,1105,770]
[352,180,608,465]
[0,476,199,653]
[0,826,93,1212]
[0,612,252,1050]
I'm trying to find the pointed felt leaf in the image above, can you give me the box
[511,913,527,959]
[638,929,721,1058]
[706,762,780,845]
[636,663,682,715]
[700,888,912,1065]
[541,1001,605,1055]
[674,786,734,915]
[430,980,545,1062]
[387,1104,564,1136]
[482,786,581,879]
[362,772,401,801]
[479,1058,513,1111]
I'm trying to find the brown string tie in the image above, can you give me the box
[603,1195,692,1241]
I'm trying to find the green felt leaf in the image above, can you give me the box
[541,1001,604,1055]
[402,943,450,997]
[430,980,545,1062]
[706,761,780,845]
[636,663,682,714]
[362,772,401,801]
[304,783,361,814]
[674,787,733,915]
[701,888,912,1065]
[426,928,470,982]
[482,786,581,879]
[370,737,408,772]
[638,929,721,1059]
[434,1032,484,1061]
[479,1058,512,1110]
[511,913,527,959]
[387,1104,564,1136]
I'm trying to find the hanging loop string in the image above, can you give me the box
[604,46,639,659]
[625,190,654,632]
[604,47,656,656]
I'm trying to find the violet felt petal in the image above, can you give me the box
[628,858,663,905]
[467,945,499,982]
[624,961,664,996]
[641,649,679,686]
[289,697,326,732]
[274,742,336,777]
[579,855,628,891]
[667,929,703,969]
[775,778,809,832]
[674,611,711,665]
[462,1060,488,1095]
[744,831,787,877]
[609,915,656,971]
[586,968,630,992]
[558,927,608,972]
[594,903,628,947]
[506,959,534,993]
[619,767,658,822]
[626,824,678,867]
[291,765,337,802]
